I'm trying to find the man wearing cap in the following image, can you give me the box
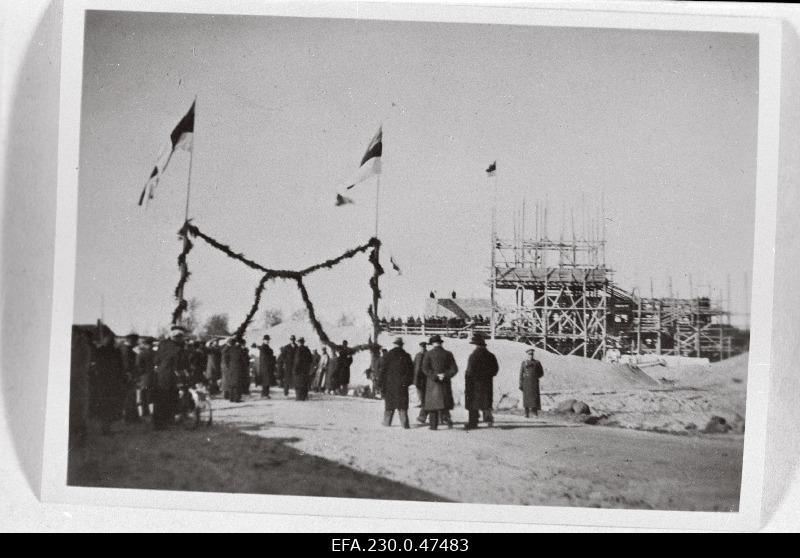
[277,335,298,396]
[379,337,415,428]
[258,335,276,398]
[464,333,499,430]
[153,326,188,430]
[292,337,313,401]
[120,333,140,423]
[520,348,545,418]
[421,335,458,430]
[413,341,429,424]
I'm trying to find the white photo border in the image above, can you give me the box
[42,0,782,531]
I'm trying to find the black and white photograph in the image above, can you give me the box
[26,1,788,530]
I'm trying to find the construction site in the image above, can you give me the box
[385,200,749,363]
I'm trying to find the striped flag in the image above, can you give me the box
[346,126,382,190]
[486,161,496,177]
[139,101,195,206]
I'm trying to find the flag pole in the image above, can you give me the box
[183,95,197,223]
[490,169,497,340]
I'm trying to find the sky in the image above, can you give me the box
[74,10,759,335]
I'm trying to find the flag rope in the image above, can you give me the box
[172,220,383,354]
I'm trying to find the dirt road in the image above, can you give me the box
[209,390,743,511]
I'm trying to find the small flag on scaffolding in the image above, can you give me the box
[486,161,496,177]
[346,126,382,190]
[139,101,195,206]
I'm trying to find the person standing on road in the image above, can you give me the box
[135,336,155,418]
[464,333,499,430]
[153,326,187,430]
[520,348,544,418]
[325,347,339,394]
[379,337,415,428]
[93,333,125,434]
[421,335,458,430]
[314,346,329,392]
[223,336,246,403]
[259,335,276,398]
[119,333,140,424]
[413,341,428,424]
[336,340,353,396]
[278,335,298,396]
[292,337,313,401]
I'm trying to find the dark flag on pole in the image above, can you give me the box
[139,101,196,206]
[486,161,497,177]
[345,126,382,190]
[390,256,402,275]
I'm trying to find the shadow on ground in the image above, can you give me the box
[67,421,448,502]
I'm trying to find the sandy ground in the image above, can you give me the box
[248,320,748,435]
[70,388,743,511]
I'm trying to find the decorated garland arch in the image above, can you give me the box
[172,220,383,354]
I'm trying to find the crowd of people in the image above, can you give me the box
[380,315,492,331]
[69,324,545,443]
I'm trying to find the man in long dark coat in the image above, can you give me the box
[224,337,247,403]
[292,337,313,401]
[520,348,544,417]
[278,335,298,396]
[259,335,276,398]
[379,337,415,428]
[464,333,499,430]
[188,341,207,385]
[238,338,251,395]
[119,333,140,423]
[153,326,187,430]
[421,335,458,430]
[335,340,353,396]
[413,341,428,424]
[93,333,125,434]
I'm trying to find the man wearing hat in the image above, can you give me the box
[258,335,276,398]
[464,333,499,430]
[120,333,141,423]
[292,337,313,401]
[520,348,545,418]
[413,341,429,424]
[421,334,458,430]
[277,335,298,396]
[152,325,188,430]
[379,337,415,428]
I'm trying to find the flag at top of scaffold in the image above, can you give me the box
[486,161,497,177]
[346,126,382,190]
[139,101,195,206]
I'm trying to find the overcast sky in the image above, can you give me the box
[74,10,758,335]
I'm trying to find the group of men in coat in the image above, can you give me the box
[378,333,546,430]
[265,334,353,400]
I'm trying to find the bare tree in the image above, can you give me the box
[263,308,284,329]
[203,313,230,338]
